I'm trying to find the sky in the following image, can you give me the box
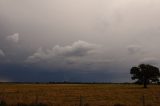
[0,0,160,82]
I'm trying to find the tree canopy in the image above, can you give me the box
[130,64,160,88]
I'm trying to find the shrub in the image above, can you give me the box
[0,100,7,106]
[114,103,126,106]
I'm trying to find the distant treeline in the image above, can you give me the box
[0,81,132,84]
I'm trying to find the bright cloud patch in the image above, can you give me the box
[6,33,19,43]
[26,40,99,63]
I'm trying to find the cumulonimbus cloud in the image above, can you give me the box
[0,49,5,57]
[6,33,19,43]
[26,40,99,63]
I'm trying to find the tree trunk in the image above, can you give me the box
[143,79,147,88]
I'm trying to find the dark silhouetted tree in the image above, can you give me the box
[130,64,160,88]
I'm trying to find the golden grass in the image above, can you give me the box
[0,84,160,106]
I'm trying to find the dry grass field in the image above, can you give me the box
[0,84,160,106]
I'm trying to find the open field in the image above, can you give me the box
[0,84,160,106]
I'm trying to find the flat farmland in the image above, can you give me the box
[0,84,160,106]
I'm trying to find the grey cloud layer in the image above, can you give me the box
[140,57,159,66]
[0,49,5,57]
[0,0,160,82]
[127,45,143,55]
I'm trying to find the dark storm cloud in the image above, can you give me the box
[0,63,129,82]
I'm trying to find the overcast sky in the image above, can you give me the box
[0,0,160,82]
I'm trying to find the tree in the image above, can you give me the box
[130,64,160,88]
